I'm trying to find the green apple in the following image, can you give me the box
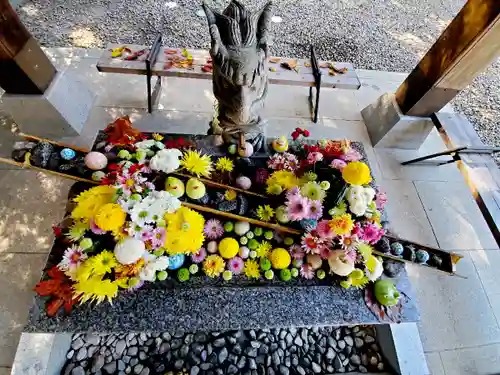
[165,177,185,198]
[186,178,206,200]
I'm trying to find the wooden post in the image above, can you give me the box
[0,0,57,94]
[395,0,500,116]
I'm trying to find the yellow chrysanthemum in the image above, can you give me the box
[164,207,205,255]
[203,255,225,278]
[356,242,374,261]
[152,133,164,141]
[66,220,89,242]
[269,248,291,269]
[256,205,275,222]
[256,240,272,258]
[329,214,354,235]
[72,185,116,222]
[180,150,213,178]
[244,259,260,279]
[86,251,118,275]
[94,203,126,232]
[73,276,119,304]
[266,184,283,195]
[341,161,372,186]
[266,171,299,191]
[224,189,237,201]
[215,157,234,172]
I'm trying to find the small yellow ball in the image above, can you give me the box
[218,238,240,259]
[269,248,291,269]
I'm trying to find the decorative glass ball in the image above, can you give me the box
[168,254,185,270]
[390,242,404,256]
[60,148,76,160]
[84,151,108,170]
[415,250,430,264]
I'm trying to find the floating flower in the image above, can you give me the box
[289,244,305,260]
[191,248,207,263]
[254,168,269,185]
[228,257,244,274]
[307,151,323,164]
[286,195,311,221]
[329,214,354,235]
[286,186,300,200]
[73,276,119,305]
[267,153,299,171]
[95,203,126,232]
[300,182,326,202]
[203,219,224,240]
[215,157,234,172]
[319,246,332,259]
[300,264,314,279]
[359,223,385,244]
[256,240,272,258]
[180,150,213,177]
[308,200,323,220]
[138,225,154,242]
[316,220,334,239]
[342,161,372,185]
[330,159,347,171]
[164,207,205,255]
[86,251,118,275]
[114,237,146,265]
[151,227,167,249]
[71,185,116,222]
[90,220,106,235]
[266,184,283,195]
[224,189,237,201]
[149,148,182,173]
[203,255,225,278]
[58,245,88,272]
[67,221,88,242]
[256,205,275,222]
[341,148,362,162]
[152,133,164,141]
[266,170,299,191]
[244,259,260,279]
[301,232,321,254]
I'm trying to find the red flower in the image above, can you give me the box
[295,127,303,134]
[52,225,63,238]
[303,129,310,137]
[107,163,120,171]
[291,131,300,141]
[34,266,79,317]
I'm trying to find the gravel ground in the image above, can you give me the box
[63,326,384,374]
[15,0,499,151]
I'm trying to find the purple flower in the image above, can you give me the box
[360,223,384,244]
[330,159,347,170]
[90,219,106,235]
[375,190,388,210]
[191,248,207,263]
[307,200,323,220]
[289,244,305,260]
[151,227,166,249]
[300,264,314,279]
[228,257,244,274]
[286,195,311,221]
[203,219,224,240]
[341,148,362,162]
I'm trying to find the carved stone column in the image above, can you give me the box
[203,0,272,151]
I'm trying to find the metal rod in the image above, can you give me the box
[401,147,467,165]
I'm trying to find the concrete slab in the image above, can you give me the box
[414,181,499,251]
[407,253,500,352]
[424,352,445,375]
[0,253,47,367]
[439,343,500,375]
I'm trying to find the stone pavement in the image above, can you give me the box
[1,47,500,374]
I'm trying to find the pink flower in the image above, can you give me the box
[307,152,323,164]
[341,148,362,162]
[138,225,154,242]
[344,249,358,264]
[300,264,315,279]
[255,168,269,185]
[289,244,305,260]
[228,257,244,274]
[191,248,207,263]
[307,200,323,220]
[375,190,388,210]
[203,219,224,240]
[319,246,333,259]
[151,227,166,249]
[90,219,106,235]
[316,220,334,239]
[286,195,311,221]
[330,159,347,170]
[301,232,321,254]
[286,186,300,200]
[360,223,384,244]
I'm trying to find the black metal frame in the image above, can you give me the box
[146,34,163,113]
[308,45,322,123]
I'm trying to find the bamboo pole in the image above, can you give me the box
[182,201,301,235]
[173,172,268,199]
[19,133,90,153]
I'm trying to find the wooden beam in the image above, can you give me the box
[0,0,57,94]
[395,0,500,116]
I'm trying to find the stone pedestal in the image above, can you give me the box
[361,93,434,149]
[1,71,95,138]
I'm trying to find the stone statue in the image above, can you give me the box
[203,0,272,151]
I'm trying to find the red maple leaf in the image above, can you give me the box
[34,266,79,317]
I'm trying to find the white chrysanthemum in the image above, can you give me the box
[139,265,156,282]
[346,185,376,216]
[152,256,170,271]
[114,237,146,265]
[149,148,182,174]
[366,256,383,281]
[58,245,87,272]
[134,139,156,149]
